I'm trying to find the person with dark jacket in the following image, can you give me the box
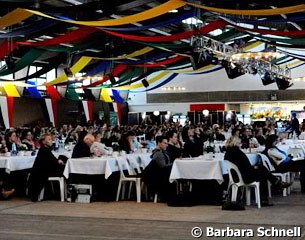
[182,126,203,158]
[166,131,182,163]
[71,130,90,158]
[286,112,300,136]
[142,135,174,201]
[28,133,66,202]
[224,136,291,206]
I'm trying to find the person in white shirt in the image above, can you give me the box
[84,134,112,157]
[265,134,305,193]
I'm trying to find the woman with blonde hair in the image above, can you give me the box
[224,136,290,206]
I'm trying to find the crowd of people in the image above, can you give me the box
[0,115,304,206]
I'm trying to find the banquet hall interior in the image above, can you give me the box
[1,0,305,239]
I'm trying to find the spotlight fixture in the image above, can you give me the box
[141,79,149,88]
[260,71,275,86]
[222,60,245,79]
[275,77,293,90]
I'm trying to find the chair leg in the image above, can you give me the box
[116,181,122,201]
[267,181,272,198]
[122,182,127,200]
[246,187,251,206]
[59,178,65,202]
[154,193,158,203]
[255,185,261,209]
[38,188,45,201]
[231,185,238,202]
[128,182,133,199]
[136,179,141,203]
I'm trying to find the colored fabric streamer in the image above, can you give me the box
[187,2,305,16]
[17,26,98,46]
[85,61,111,77]
[225,19,305,37]
[133,55,185,67]
[0,48,45,76]
[0,41,18,60]
[0,8,33,29]
[131,73,178,92]
[0,19,57,38]
[102,19,227,42]
[46,56,92,86]
[100,12,194,31]
[24,0,186,26]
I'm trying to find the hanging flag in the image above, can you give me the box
[26,81,41,98]
[46,86,61,101]
[0,96,14,129]
[112,89,125,104]
[3,83,20,97]
[112,102,121,126]
[44,98,58,127]
[100,88,112,102]
[82,100,93,122]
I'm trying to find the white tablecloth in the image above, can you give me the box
[0,150,71,174]
[63,153,152,179]
[169,157,224,184]
[63,157,117,179]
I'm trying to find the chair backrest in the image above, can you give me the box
[224,160,245,187]
[127,155,142,174]
[257,153,275,172]
[116,157,137,178]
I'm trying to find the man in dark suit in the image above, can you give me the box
[286,112,300,136]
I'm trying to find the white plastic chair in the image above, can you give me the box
[224,160,261,208]
[39,177,66,202]
[116,157,142,203]
[258,153,291,197]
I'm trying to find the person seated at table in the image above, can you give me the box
[182,126,203,158]
[224,136,291,206]
[21,130,36,151]
[142,135,175,202]
[71,130,90,158]
[264,134,305,193]
[240,127,252,149]
[166,130,182,163]
[5,131,20,152]
[84,134,112,157]
[213,126,226,141]
[28,133,66,202]
[119,131,139,154]
[0,137,8,153]
[144,131,156,152]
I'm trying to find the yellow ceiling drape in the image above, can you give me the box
[186,2,305,16]
[24,0,186,26]
[0,8,33,29]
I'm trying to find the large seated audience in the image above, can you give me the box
[0,116,304,206]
